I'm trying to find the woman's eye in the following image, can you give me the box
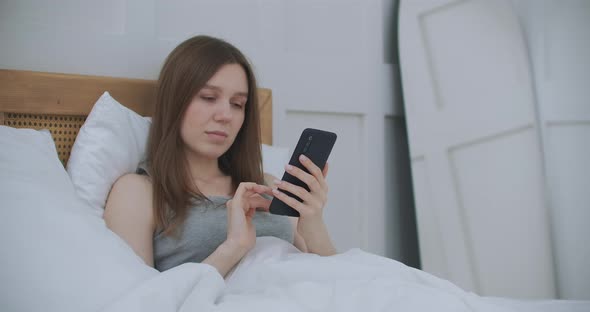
[201,96,216,102]
[232,103,244,109]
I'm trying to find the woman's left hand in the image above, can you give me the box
[271,154,329,227]
[271,154,337,256]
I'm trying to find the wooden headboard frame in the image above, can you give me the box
[0,69,272,165]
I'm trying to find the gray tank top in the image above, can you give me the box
[137,163,294,272]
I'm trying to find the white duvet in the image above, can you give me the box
[102,237,588,312]
[6,127,587,312]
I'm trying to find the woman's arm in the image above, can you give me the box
[293,217,336,256]
[290,218,308,252]
[265,173,308,252]
[104,173,155,267]
[202,241,250,277]
[270,156,337,256]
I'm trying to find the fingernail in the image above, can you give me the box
[285,164,293,171]
[272,188,280,195]
[273,179,282,185]
[299,154,307,162]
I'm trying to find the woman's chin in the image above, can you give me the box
[184,146,229,161]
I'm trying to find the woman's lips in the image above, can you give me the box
[205,130,228,142]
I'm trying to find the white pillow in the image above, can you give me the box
[262,143,289,178]
[0,126,156,312]
[67,92,151,217]
[67,92,289,216]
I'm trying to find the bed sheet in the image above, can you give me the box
[103,237,589,312]
[481,297,589,312]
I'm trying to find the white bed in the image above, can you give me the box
[0,69,587,311]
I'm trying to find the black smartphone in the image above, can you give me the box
[269,128,337,217]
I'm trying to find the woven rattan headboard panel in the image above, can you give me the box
[0,69,273,165]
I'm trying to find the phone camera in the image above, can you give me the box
[303,138,312,153]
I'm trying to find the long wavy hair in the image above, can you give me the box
[147,35,263,235]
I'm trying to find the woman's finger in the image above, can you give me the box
[299,155,324,182]
[322,162,329,178]
[235,182,273,198]
[271,188,306,214]
[273,179,313,203]
[245,207,255,218]
[249,194,272,211]
[285,163,321,192]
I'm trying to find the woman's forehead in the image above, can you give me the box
[203,64,248,95]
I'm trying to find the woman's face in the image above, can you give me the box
[180,63,248,161]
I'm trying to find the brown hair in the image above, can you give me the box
[147,35,263,235]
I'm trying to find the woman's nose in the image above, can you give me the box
[214,102,232,122]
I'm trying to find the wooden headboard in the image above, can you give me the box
[0,69,272,165]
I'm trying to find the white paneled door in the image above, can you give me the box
[398,0,556,298]
[514,0,590,299]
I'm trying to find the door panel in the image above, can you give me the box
[399,0,556,298]
[514,0,590,299]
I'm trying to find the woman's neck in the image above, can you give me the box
[185,153,224,179]
[184,150,232,196]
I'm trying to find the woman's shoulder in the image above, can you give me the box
[105,173,154,219]
[104,173,156,266]
[112,173,152,193]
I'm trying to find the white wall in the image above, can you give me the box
[0,0,416,262]
[511,0,590,300]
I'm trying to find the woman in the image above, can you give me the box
[104,35,336,277]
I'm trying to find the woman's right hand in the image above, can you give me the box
[224,182,273,256]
